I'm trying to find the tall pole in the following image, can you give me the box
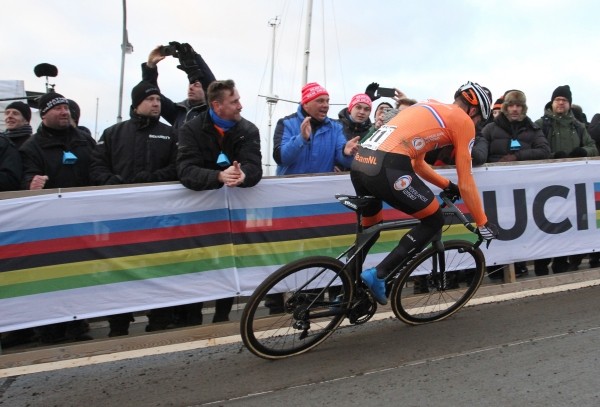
[302,0,314,86]
[94,97,99,140]
[266,17,280,176]
[117,0,133,123]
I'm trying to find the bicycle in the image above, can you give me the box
[240,191,491,360]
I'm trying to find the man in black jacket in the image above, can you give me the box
[90,81,177,186]
[19,92,95,344]
[142,43,216,129]
[177,79,262,190]
[2,101,33,148]
[0,135,22,191]
[20,93,96,190]
[90,81,178,337]
[177,79,262,323]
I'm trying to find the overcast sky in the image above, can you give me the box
[3,0,600,172]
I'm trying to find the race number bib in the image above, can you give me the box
[361,125,396,150]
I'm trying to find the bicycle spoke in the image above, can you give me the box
[391,240,485,324]
[240,256,353,359]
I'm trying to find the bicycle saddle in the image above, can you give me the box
[335,194,378,211]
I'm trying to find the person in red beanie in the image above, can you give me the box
[272,82,359,175]
[335,93,373,171]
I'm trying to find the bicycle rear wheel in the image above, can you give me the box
[240,256,353,360]
[390,240,485,325]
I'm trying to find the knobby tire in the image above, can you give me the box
[240,256,353,360]
[390,240,485,324]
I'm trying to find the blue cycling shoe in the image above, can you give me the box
[360,267,387,305]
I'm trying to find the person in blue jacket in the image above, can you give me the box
[272,82,359,175]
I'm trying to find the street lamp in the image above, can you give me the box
[117,0,133,123]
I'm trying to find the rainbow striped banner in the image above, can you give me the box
[1,161,599,331]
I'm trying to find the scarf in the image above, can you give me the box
[3,124,32,139]
[209,109,237,132]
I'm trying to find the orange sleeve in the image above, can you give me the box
[453,124,488,226]
[413,156,449,190]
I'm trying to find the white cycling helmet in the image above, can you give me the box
[454,81,492,120]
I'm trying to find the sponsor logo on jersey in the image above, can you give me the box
[354,151,377,165]
[394,175,412,191]
[412,138,426,150]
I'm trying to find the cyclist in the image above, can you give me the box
[351,81,498,305]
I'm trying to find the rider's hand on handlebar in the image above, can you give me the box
[478,222,498,240]
[443,181,461,202]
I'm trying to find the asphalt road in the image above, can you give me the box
[2,285,600,407]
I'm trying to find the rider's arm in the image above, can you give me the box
[412,155,449,190]
[454,135,488,227]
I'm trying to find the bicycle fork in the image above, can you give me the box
[430,239,450,290]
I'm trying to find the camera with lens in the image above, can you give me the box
[159,41,181,57]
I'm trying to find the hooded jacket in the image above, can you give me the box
[535,102,598,158]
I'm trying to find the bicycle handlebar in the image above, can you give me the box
[438,191,484,239]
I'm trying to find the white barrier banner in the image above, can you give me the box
[0,160,598,331]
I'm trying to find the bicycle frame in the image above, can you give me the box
[282,193,485,318]
[240,192,492,359]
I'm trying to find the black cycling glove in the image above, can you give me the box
[443,181,461,202]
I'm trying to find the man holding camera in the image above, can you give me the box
[142,42,216,129]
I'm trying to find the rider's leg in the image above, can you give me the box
[376,207,444,278]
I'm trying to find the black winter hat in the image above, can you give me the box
[551,85,572,105]
[131,81,160,108]
[38,92,69,117]
[5,101,31,122]
[67,99,81,123]
[492,97,504,111]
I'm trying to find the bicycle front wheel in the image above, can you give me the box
[390,240,485,325]
[240,256,353,360]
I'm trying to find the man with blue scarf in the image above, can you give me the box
[177,79,262,322]
[177,79,262,190]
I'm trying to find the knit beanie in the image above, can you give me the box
[492,97,504,111]
[301,82,328,105]
[551,85,572,105]
[38,92,69,117]
[67,99,81,123]
[502,90,527,115]
[348,93,372,112]
[131,81,161,108]
[5,101,31,122]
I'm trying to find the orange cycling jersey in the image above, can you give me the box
[357,100,487,226]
